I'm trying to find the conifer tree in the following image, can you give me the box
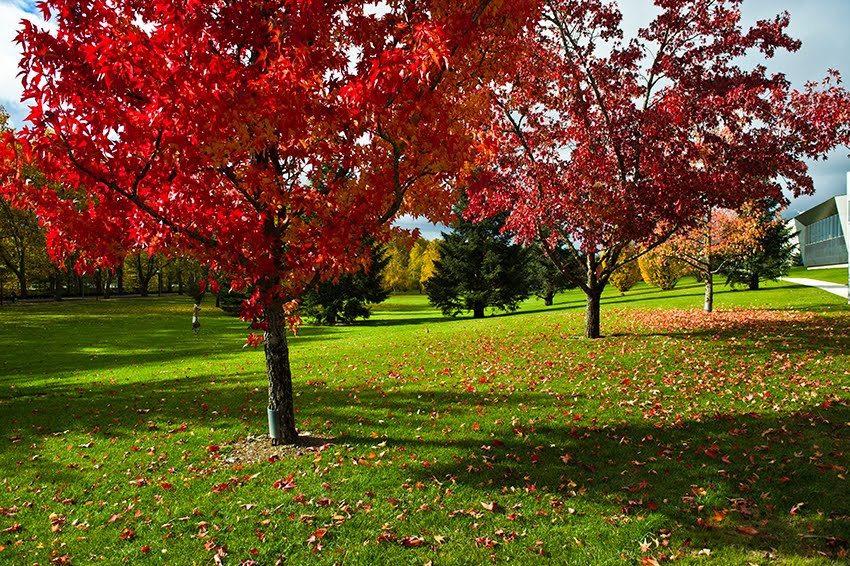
[722,201,796,290]
[426,198,530,319]
[301,247,390,324]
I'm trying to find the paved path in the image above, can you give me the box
[781,277,849,299]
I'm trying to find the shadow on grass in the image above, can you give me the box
[318,391,850,561]
[3,374,848,561]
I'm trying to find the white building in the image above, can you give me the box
[788,173,850,268]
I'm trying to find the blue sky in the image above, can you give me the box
[1,0,847,230]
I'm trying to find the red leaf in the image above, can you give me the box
[273,475,296,491]
[307,528,328,544]
[398,536,426,547]
[1,522,21,533]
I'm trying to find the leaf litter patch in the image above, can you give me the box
[225,433,334,465]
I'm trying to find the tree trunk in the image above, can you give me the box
[104,271,113,298]
[472,303,485,319]
[177,262,184,295]
[95,270,103,296]
[543,291,554,306]
[584,289,602,339]
[748,273,759,291]
[53,269,63,301]
[265,302,298,445]
[15,268,27,299]
[117,266,124,294]
[138,256,150,296]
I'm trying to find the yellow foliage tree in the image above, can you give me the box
[419,239,440,289]
[638,251,684,291]
[609,259,642,293]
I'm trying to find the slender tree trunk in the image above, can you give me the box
[15,268,27,299]
[53,268,63,301]
[177,261,184,295]
[543,292,554,306]
[265,302,298,445]
[138,256,155,296]
[104,271,113,298]
[583,252,604,339]
[472,303,485,319]
[95,270,103,296]
[584,288,602,339]
[117,265,124,294]
[748,273,759,290]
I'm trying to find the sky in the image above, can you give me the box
[1,0,848,236]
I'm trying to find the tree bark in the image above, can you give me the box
[177,261,184,295]
[15,267,27,299]
[104,270,113,298]
[472,303,485,319]
[748,273,759,291]
[584,288,602,339]
[53,268,63,301]
[543,291,554,306]
[265,301,298,445]
[703,270,713,312]
[94,269,103,296]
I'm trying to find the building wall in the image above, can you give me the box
[786,176,849,268]
[804,236,847,266]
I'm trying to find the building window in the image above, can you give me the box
[808,214,842,245]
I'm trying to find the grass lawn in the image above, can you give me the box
[786,266,849,286]
[1,278,849,565]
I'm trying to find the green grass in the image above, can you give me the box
[787,266,849,286]
[1,278,849,565]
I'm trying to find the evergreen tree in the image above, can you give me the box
[301,247,390,324]
[527,245,574,305]
[426,199,530,319]
[721,201,796,290]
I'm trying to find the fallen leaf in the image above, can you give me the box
[481,501,501,512]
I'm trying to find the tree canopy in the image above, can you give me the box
[466,0,850,337]
[0,0,537,444]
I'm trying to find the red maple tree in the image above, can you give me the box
[0,0,535,444]
[467,0,850,337]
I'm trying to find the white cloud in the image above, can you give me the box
[0,0,50,128]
